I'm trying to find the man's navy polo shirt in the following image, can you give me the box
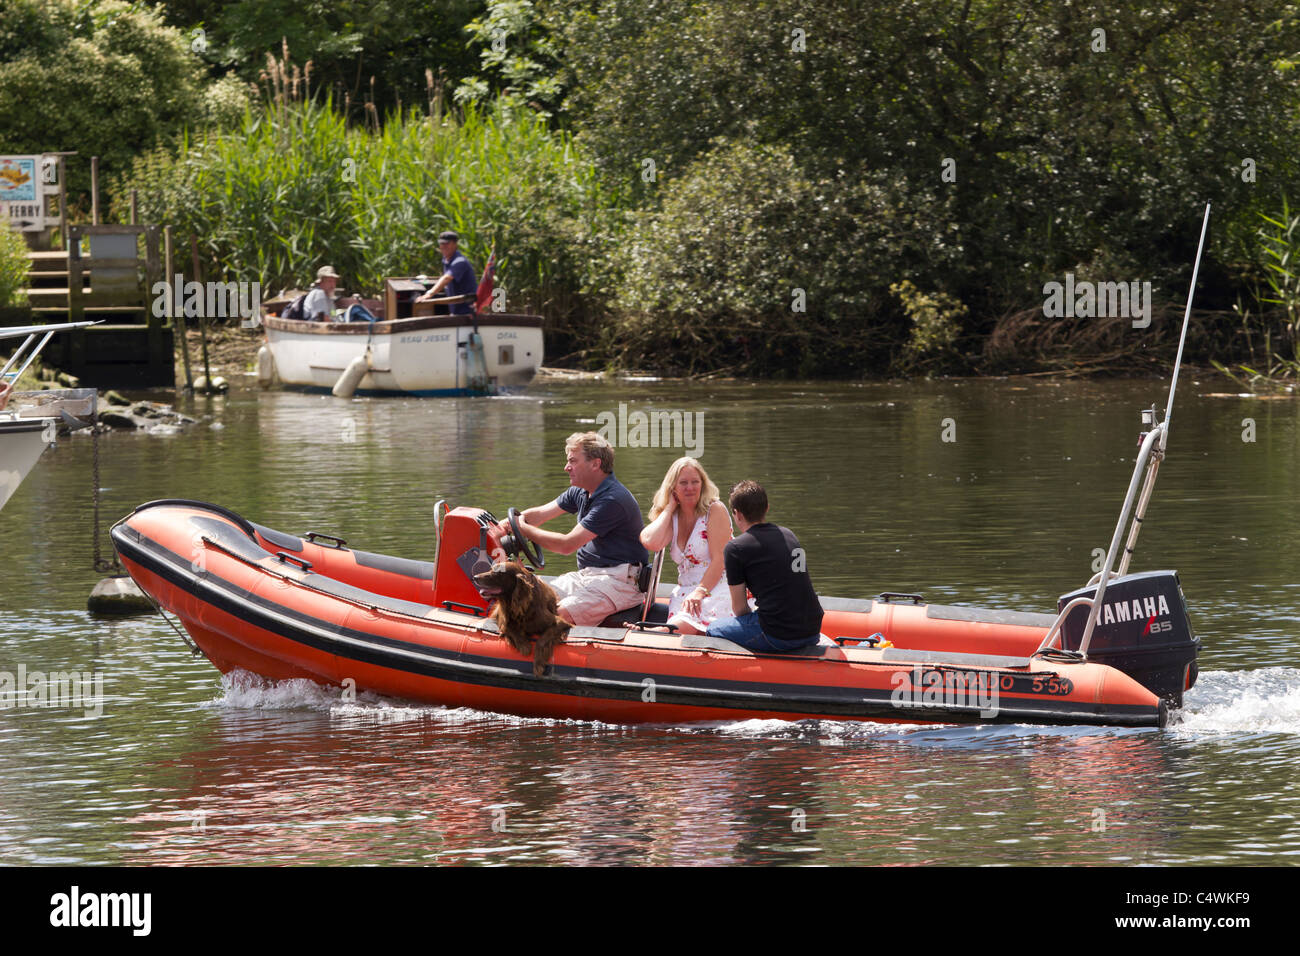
[555,474,649,569]
[442,251,478,315]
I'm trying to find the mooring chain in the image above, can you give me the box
[140,588,203,657]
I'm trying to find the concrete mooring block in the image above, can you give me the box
[87,575,154,615]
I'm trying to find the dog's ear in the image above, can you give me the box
[506,568,535,616]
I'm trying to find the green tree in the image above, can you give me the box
[0,0,209,212]
[546,0,1300,324]
[154,0,485,121]
[455,0,564,116]
[600,138,960,375]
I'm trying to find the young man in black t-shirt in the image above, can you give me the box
[705,480,823,651]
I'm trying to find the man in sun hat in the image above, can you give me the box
[303,265,340,321]
[416,231,477,315]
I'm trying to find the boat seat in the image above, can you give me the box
[568,624,635,641]
[680,635,749,653]
[879,648,1033,669]
[190,514,441,620]
[251,522,305,553]
[678,635,833,658]
[819,596,875,613]
[782,640,837,658]
[599,601,669,628]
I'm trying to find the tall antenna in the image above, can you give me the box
[1163,202,1212,445]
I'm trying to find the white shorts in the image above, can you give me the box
[549,565,645,627]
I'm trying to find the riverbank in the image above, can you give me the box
[175,324,263,382]
[165,320,1236,391]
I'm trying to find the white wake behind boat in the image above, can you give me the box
[260,313,544,397]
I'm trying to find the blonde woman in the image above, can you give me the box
[639,457,742,634]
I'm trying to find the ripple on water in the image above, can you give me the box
[211,670,631,732]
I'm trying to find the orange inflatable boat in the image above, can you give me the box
[111,494,1195,729]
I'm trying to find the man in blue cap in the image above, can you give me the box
[417,231,477,315]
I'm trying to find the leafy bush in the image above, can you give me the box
[202,76,256,129]
[1257,197,1300,342]
[1213,197,1300,387]
[594,138,960,375]
[890,281,968,373]
[0,217,30,308]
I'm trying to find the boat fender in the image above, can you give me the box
[256,345,276,387]
[332,351,371,398]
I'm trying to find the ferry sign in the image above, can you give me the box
[1,155,45,231]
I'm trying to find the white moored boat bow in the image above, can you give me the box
[1,320,98,511]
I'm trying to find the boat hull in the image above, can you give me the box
[0,417,52,511]
[264,314,543,395]
[112,501,1170,728]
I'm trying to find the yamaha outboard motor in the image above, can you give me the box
[1057,570,1199,707]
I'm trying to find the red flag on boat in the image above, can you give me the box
[475,249,497,314]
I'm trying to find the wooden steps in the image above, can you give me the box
[19,226,174,387]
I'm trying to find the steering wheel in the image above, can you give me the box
[505,507,545,570]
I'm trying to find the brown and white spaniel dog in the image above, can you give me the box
[474,561,570,676]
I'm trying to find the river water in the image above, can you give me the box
[1,375,1297,865]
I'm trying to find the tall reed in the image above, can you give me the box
[113,54,609,311]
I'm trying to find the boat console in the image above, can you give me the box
[431,504,505,617]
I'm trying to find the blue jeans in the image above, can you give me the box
[706,611,820,652]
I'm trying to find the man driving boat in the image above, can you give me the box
[416,231,477,314]
[499,431,648,626]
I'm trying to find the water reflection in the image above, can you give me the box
[95,675,1237,867]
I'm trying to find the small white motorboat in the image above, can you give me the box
[259,284,544,397]
[260,313,543,396]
